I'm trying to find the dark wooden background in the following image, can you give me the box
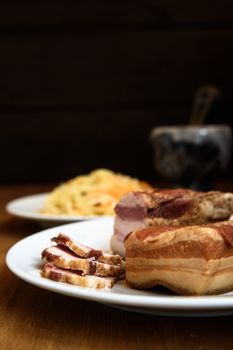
[0,1,233,183]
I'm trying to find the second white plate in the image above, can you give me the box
[6,193,112,227]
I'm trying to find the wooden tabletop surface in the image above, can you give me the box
[1,183,233,350]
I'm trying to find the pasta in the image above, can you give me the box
[42,169,152,216]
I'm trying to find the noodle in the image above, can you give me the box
[41,169,152,216]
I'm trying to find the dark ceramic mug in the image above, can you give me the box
[150,125,232,190]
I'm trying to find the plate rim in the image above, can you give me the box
[5,217,233,314]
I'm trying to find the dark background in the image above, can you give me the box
[0,1,233,183]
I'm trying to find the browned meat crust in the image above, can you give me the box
[125,220,233,295]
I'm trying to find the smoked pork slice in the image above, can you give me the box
[125,220,233,295]
[51,233,102,258]
[52,233,124,265]
[41,234,125,289]
[41,263,116,289]
[111,189,233,256]
[42,245,125,277]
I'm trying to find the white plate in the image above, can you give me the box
[6,193,112,227]
[6,217,233,317]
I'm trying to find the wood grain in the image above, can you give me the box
[1,184,233,350]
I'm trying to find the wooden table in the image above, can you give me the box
[1,184,233,350]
